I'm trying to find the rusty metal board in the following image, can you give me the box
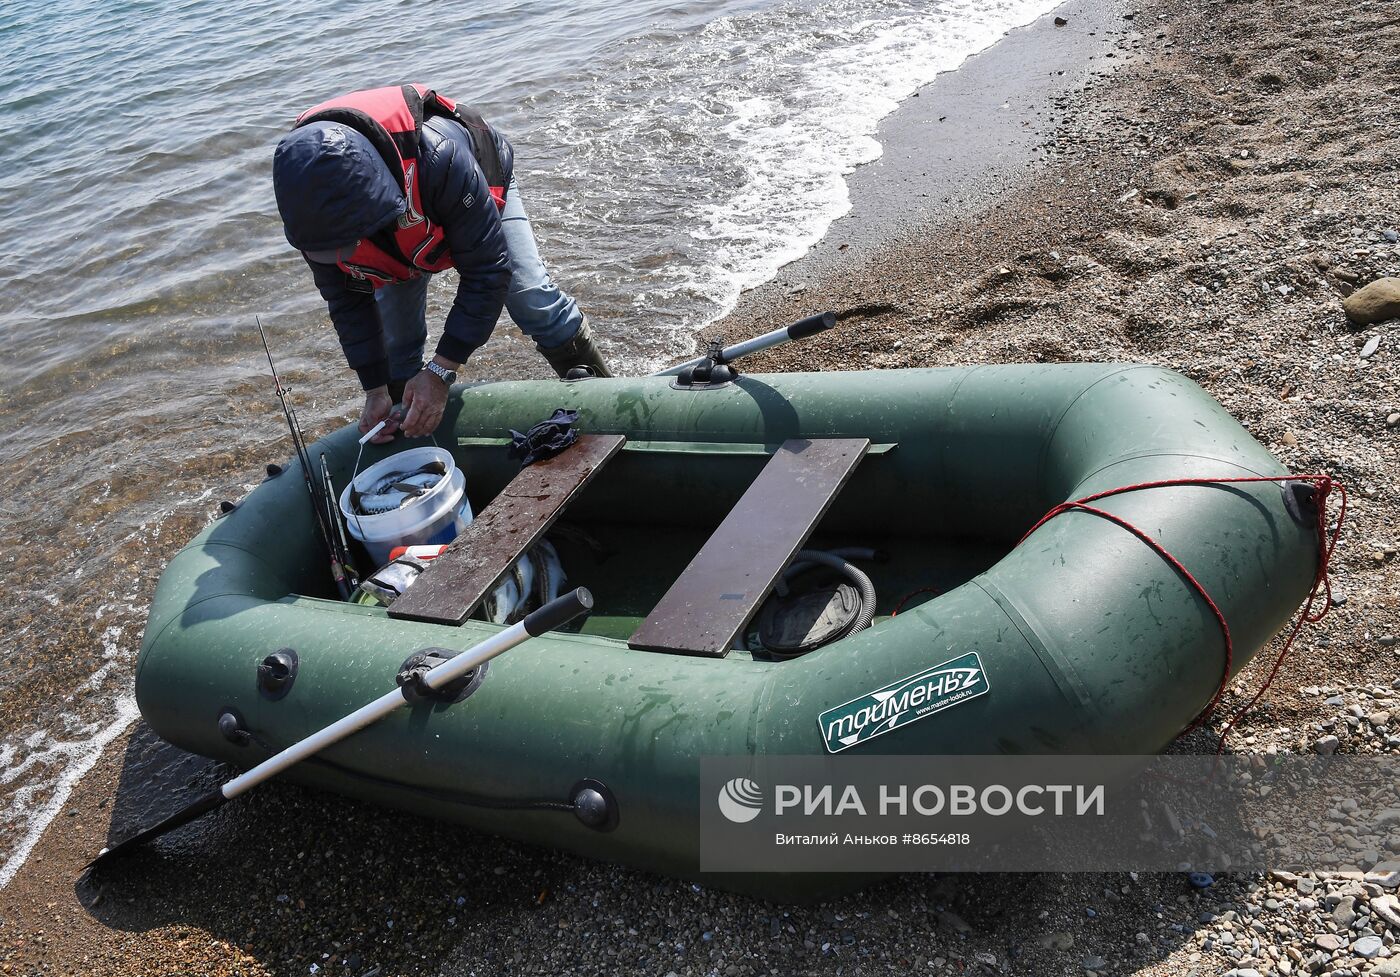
[389,434,626,625]
[628,437,870,657]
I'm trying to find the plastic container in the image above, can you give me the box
[387,544,450,562]
[339,446,473,567]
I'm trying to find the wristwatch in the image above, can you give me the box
[423,361,457,387]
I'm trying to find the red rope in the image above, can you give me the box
[1017,474,1346,752]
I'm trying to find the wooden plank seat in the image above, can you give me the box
[628,437,870,657]
[389,434,627,626]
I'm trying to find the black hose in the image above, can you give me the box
[772,547,879,635]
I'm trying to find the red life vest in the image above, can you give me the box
[294,84,508,289]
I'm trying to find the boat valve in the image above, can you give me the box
[570,778,619,832]
[257,649,299,700]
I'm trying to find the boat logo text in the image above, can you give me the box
[818,653,989,753]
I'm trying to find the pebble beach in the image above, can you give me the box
[3,0,1399,974]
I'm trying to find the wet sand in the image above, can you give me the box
[4,0,1399,974]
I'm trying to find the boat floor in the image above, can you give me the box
[297,527,1008,655]
[544,523,1005,646]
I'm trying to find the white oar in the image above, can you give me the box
[652,311,836,377]
[90,588,593,867]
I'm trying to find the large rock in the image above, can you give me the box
[1351,934,1383,958]
[1343,277,1400,325]
[1368,859,1400,887]
[1314,734,1340,755]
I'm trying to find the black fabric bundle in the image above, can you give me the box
[508,408,580,467]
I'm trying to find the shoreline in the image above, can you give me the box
[671,0,1128,364]
[766,0,1128,291]
[6,0,1399,974]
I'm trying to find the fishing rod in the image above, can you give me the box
[319,451,359,591]
[297,397,352,565]
[255,316,353,601]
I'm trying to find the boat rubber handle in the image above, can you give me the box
[524,587,594,636]
[787,311,837,340]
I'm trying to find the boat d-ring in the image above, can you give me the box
[1281,479,1319,526]
[217,706,251,745]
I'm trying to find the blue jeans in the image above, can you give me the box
[376,176,583,382]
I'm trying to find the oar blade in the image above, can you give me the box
[87,788,227,870]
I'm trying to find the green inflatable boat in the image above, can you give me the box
[134,364,1322,898]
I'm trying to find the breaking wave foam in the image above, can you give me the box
[535,0,1060,366]
[0,698,138,889]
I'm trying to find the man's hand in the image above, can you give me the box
[360,387,399,444]
[401,356,457,437]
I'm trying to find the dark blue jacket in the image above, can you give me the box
[275,116,516,390]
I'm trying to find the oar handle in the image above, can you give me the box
[653,311,838,377]
[785,310,837,340]
[523,587,594,636]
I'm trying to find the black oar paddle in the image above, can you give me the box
[88,588,593,869]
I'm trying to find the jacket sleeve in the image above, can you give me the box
[305,257,391,391]
[419,119,511,364]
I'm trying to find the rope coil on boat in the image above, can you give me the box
[1018,473,1346,752]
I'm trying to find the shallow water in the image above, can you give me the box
[0,0,1059,884]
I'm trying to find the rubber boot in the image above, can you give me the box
[536,318,614,378]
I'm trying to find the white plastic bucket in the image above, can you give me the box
[339,446,474,567]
